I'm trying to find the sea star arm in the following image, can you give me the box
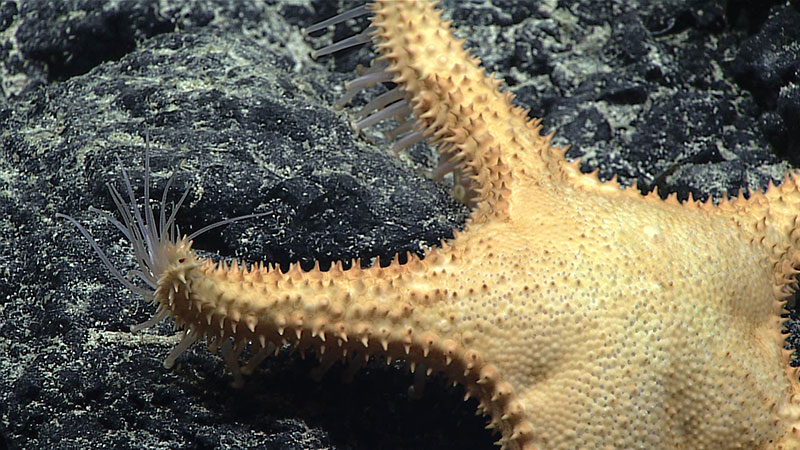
[154,229,536,447]
[358,0,572,224]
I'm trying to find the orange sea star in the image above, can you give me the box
[61,1,800,448]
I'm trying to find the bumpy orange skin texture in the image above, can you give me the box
[156,1,800,449]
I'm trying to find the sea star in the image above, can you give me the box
[60,0,800,449]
